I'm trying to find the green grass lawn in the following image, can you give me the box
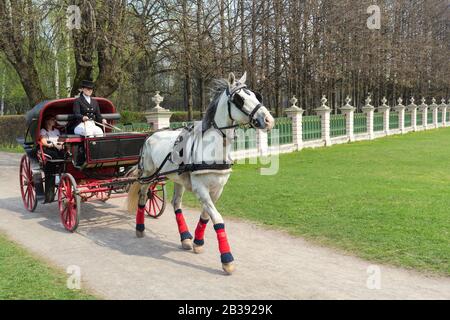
[0,144,22,153]
[0,233,97,299]
[177,128,450,276]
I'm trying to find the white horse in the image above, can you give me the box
[127,72,275,274]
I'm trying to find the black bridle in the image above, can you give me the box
[211,84,264,137]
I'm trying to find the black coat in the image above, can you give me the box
[73,95,103,126]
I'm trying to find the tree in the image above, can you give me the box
[0,0,46,106]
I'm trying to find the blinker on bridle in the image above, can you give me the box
[227,86,263,125]
[210,84,264,138]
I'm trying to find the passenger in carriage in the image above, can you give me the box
[39,114,65,160]
[73,79,107,137]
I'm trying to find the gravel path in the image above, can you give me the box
[0,152,449,299]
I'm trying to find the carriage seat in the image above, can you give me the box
[56,113,121,134]
[58,134,84,143]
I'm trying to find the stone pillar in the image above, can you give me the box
[257,129,268,156]
[144,91,173,130]
[285,96,304,150]
[340,96,355,142]
[419,97,428,130]
[361,95,375,139]
[407,97,418,131]
[377,97,390,135]
[439,98,447,127]
[430,98,439,128]
[315,95,331,146]
[393,97,406,133]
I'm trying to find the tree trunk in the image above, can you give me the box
[70,0,96,97]
[0,70,5,116]
[219,0,226,76]
[65,34,72,97]
[14,59,45,106]
[0,0,46,106]
[274,0,282,117]
[54,46,60,99]
[182,0,193,120]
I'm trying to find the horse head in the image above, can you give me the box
[226,72,275,131]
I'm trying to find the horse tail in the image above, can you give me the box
[126,182,141,214]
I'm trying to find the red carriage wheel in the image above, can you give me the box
[58,174,80,232]
[19,155,37,212]
[145,183,166,218]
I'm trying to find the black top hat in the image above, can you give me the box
[80,80,95,89]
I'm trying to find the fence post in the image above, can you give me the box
[257,128,269,157]
[315,95,331,146]
[285,96,304,150]
[439,98,447,127]
[394,97,406,133]
[361,95,375,139]
[377,97,390,135]
[407,97,418,131]
[144,91,173,130]
[419,97,428,130]
[430,98,439,128]
[340,96,355,142]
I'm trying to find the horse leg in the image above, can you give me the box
[135,183,150,238]
[193,209,209,254]
[192,182,234,274]
[193,188,223,254]
[172,183,193,250]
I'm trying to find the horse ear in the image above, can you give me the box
[228,72,236,85]
[238,72,247,84]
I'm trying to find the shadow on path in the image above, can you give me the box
[0,195,222,275]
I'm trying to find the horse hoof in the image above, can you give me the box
[222,263,235,275]
[193,244,203,254]
[136,230,145,238]
[181,239,193,250]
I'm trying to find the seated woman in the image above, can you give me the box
[73,79,107,137]
[40,115,65,160]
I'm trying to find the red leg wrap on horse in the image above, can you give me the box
[194,218,208,242]
[136,206,145,225]
[215,225,231,254]
[175,211,189,234]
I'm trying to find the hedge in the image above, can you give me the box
[0,115,26,146]
[119,110,202,123]
[171,111,202,122]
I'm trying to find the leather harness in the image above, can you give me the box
[138,85,264,184]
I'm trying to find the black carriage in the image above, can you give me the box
[18,98,166,232]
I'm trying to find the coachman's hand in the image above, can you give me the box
[83,116,89,122]
[102,119,107,124]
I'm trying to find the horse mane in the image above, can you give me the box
[202,78,229,131]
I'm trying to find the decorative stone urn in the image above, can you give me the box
[145,91,173,130]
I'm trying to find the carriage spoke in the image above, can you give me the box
[149,198,155,213]
[27,189,32,208]
[58,176,79,232]
[153,193,163,202]
[30,188,35,204]
[66,206,71,224]
[153,197,161,212]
